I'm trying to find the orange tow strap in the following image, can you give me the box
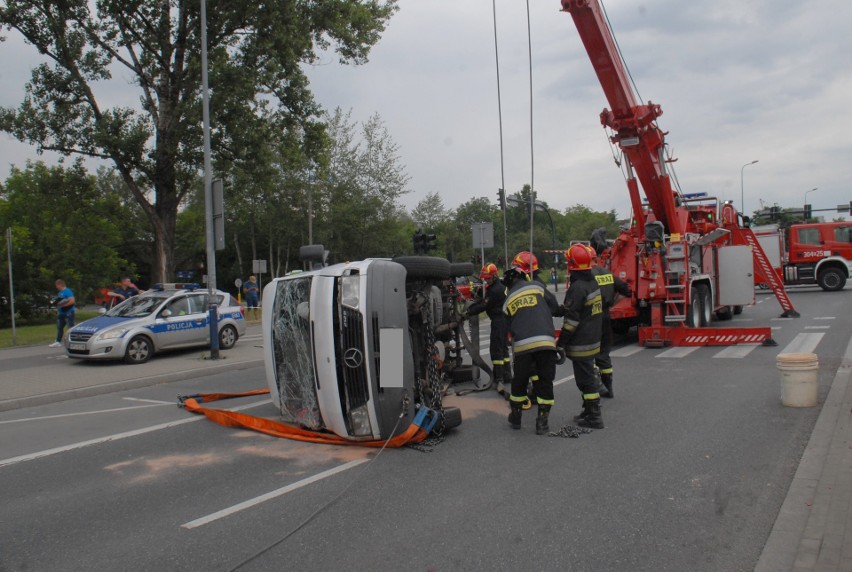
[178,389,428,448]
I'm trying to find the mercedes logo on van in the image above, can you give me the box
[343,348,363,369]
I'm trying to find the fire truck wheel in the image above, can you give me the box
[393,256,451,281]
[697,285,712,326]
[686,287,702,328]
[449,262,475,278]
[733,305,743,315]
[441,406,463,431]
[715,306,733,321]
[817,267,846,292]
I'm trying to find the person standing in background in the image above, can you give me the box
[49,279,76,348]
[243,275,260,320]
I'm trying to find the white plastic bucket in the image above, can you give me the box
[776,353,818,407]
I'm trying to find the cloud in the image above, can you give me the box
[2,0,850,220]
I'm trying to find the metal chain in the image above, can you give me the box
[548,424,594,438]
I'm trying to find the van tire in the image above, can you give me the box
[393,256,451,281]
[449,262,475,278]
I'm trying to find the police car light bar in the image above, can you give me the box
[151,283,201,291]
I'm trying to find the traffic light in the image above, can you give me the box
[770,206,780,221]
[803,204,812,220]
[497,188,506,209]
[413,230,438,255]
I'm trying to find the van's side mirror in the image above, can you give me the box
[98,307,107,315]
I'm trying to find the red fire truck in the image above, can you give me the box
[753,222,852,291]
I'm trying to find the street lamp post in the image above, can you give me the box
[740,159,759,215]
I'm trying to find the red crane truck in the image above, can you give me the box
[560,0,798,347]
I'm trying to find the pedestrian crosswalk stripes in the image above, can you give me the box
[780,332,824,354]
[466,318,829,361]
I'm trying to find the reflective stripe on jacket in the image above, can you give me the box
[560,271,603,358]
[503,280,556,355]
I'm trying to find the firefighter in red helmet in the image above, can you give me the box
[502,256,562,434]
[465,263,511,395]
[510,251,563,410]
[557,243,605,429]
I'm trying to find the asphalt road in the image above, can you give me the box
[0,285,849,571]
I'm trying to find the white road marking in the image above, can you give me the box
[731,318,753,322]
[804,326,831,330]
[181,459,370,529]
[553,375,575,387]
[813,317,836,320]
[123,397,175,404]
[0,399,270,468]
[780,333,824,355]
[611,346,644,358]
[713,344,761,359]
[655,347,700,359]
[0,403,171,425]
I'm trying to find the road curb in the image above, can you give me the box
[0,358,264,413]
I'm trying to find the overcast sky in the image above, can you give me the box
[2,0,850,222]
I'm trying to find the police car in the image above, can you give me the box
[65,283,246,364]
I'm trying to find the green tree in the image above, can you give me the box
[0,0,398,282]
[0,161,132,317]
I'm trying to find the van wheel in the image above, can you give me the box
[393,256,451,281]
[124,336,152,364]
[449,262,475,278]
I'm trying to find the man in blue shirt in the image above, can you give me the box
[111,276,139,304]
[50,279,76,347]
[243,275,260,319]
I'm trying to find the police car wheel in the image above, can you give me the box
[124,336,152,364]
[219,325,238,350]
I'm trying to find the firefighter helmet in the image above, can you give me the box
[480,263,499,280]
[566,244,594,271]
[511,251,539,274]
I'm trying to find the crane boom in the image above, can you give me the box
[561,0,684,235]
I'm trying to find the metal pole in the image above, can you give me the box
[480,222,486,266]
[491,0,509,269]
[308,170,314,245]
[740,160,759,215]
[201,0,219,359]
[6,228,16,345]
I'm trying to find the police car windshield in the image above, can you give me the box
[106,293,169,317]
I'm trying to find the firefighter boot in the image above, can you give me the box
[572,399,589,423]
[493,364,507,396]
[535,404,551,435]
[601,373,614,399]
[508,401,523,430]
[577,398,604,429]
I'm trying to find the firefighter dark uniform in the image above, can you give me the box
[466,264,510,395]
[503,268,561,435]
[513,252,563,410]
[557,244,604,429]
[591,262,631,398]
